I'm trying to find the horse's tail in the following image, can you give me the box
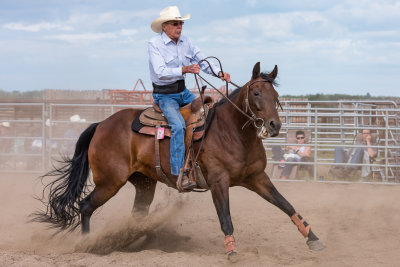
[32,122,99,231]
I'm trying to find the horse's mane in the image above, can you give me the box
[260,71,279,87]
[200,88,240,138]
[213,87,241,108]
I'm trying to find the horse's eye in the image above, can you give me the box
[253,90,260,96]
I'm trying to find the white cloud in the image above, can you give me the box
[66,9,157,28]
[3,22,73,32]
[120,29,138,36]
[68,12,119,27]
[43,32,117,44]
[200,10,343,42]
[246,0,258,7]
[355,30,399,39]
[325,0,400,32]
[42,29,141,45]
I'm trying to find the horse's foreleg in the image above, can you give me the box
[210,180,237,257]
[243,172,324,251]
[129,173,157,217]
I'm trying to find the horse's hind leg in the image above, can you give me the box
[243,172,324,251]
[128,172,157,217]
[80,181,126,234]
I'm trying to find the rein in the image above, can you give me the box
[188,57,280,192]
[194,57,278,136]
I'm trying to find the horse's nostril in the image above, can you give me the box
[269,120,281,131]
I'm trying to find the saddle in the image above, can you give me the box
[131,95,214,191]
[136,96,213,149]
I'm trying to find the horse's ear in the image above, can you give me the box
[252,62,261,79]
[270,65,278,81]
[201,85,207,95]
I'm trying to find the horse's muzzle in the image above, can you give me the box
[257,119,281,138]
[258,126,269,139]
[267,120,281,137]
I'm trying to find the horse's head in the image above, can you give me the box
[242,62,282,138]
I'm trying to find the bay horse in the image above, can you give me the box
[34,62,323,257]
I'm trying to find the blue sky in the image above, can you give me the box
[1,0,399,96]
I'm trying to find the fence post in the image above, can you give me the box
[385,111,389,181]
[314,110,318,181]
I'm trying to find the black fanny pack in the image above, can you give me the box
[152,80,185,94]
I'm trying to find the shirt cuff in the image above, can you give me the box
[173,67,182,77]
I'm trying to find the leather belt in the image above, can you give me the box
[152,80,185,94]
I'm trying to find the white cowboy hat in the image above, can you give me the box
[151,6,190,33]
[70,114,86,122]
[0,122,10,127]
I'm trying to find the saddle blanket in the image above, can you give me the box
[131,108,206,140]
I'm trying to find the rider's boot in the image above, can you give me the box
[178,168,197,190]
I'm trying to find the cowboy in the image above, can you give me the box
[148,6,231,190]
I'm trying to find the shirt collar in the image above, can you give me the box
[161,31,183,44]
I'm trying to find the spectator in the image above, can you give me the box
[0,122,13,154]
[329,129,377,178]
[272,130,312,179]
[61,114,85,155]
[0,122,14,169]
[31,119,58,154]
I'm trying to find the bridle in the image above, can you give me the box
[243,78,281,137]
[194,57,282,137]
[188,58,282,191]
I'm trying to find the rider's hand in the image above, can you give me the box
[366,134,372,144]
[218,71,231,83]
[182,64,200,74]
[286,146,294,152]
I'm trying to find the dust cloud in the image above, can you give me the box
[1,172,400,266]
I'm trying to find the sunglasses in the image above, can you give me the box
[169,21,184,26]
[296,136,305,140]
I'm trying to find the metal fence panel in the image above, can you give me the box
[1,101,399,184]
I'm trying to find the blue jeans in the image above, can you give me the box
[334,147,364,170]
[153,88,196,175]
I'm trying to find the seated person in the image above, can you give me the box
[0,122,14,169]
[0,122,13,154]
[330,129,377,178]
[60,115,85,155]
[272,130,312,179]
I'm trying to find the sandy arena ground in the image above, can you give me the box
[1,173,399,266]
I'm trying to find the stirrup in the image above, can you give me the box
[182,176,196,190]
[177,168,197,191]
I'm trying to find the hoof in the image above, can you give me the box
[227,251,238,262]
[307,239,324,251]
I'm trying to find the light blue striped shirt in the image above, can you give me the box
[148,32,221,86]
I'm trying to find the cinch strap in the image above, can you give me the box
[290,213,310,238]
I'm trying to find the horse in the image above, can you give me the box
[34,62,323,257]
